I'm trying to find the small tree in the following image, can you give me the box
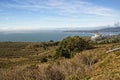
[40,56,48,63]
[55,36,93,58]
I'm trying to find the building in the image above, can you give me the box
[91,33,102,41]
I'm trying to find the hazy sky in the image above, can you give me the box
[0,0,120,31]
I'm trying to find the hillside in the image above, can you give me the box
[95,26,120,32]
[0,39,120,80]
[64,26,120,33]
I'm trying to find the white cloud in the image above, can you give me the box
[0,0,119,31]
[84,6,116,17]
[0,26,39,32]
[0,0,118,17]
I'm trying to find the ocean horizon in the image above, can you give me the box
[0,30,120,42]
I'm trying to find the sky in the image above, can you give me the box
[0,0,120,31]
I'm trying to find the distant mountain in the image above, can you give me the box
[64,26,120,32]
[93,22,120,32]
[97,26,120,32]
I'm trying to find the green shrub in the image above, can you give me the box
[55,36,93,58]
[40,56,48,63]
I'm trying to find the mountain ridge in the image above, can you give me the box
[64,26,120,32]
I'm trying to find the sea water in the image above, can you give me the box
[0,30,119,42]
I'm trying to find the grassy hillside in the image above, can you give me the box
[0,41,120,80]
[0,42,58,69]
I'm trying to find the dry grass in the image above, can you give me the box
[0,42,120,80]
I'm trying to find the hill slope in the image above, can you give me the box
[0,42,120,80]
[97,26,120,32]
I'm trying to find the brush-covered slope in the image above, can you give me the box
[0,42,120,80]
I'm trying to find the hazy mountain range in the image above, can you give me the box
[97,26,120,32]
[64,24,120,32]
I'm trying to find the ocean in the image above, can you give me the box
[0,30,119,42]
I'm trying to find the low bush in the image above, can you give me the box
[55,36,93,58]
[40,56,48,63]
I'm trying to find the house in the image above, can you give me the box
[91,33,102,41]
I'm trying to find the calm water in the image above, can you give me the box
[0,31,119,42]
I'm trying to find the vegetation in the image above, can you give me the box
[40,56,48,63]
[95,34,120,44]
[0,36,120,80]
[55,36,93,58]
